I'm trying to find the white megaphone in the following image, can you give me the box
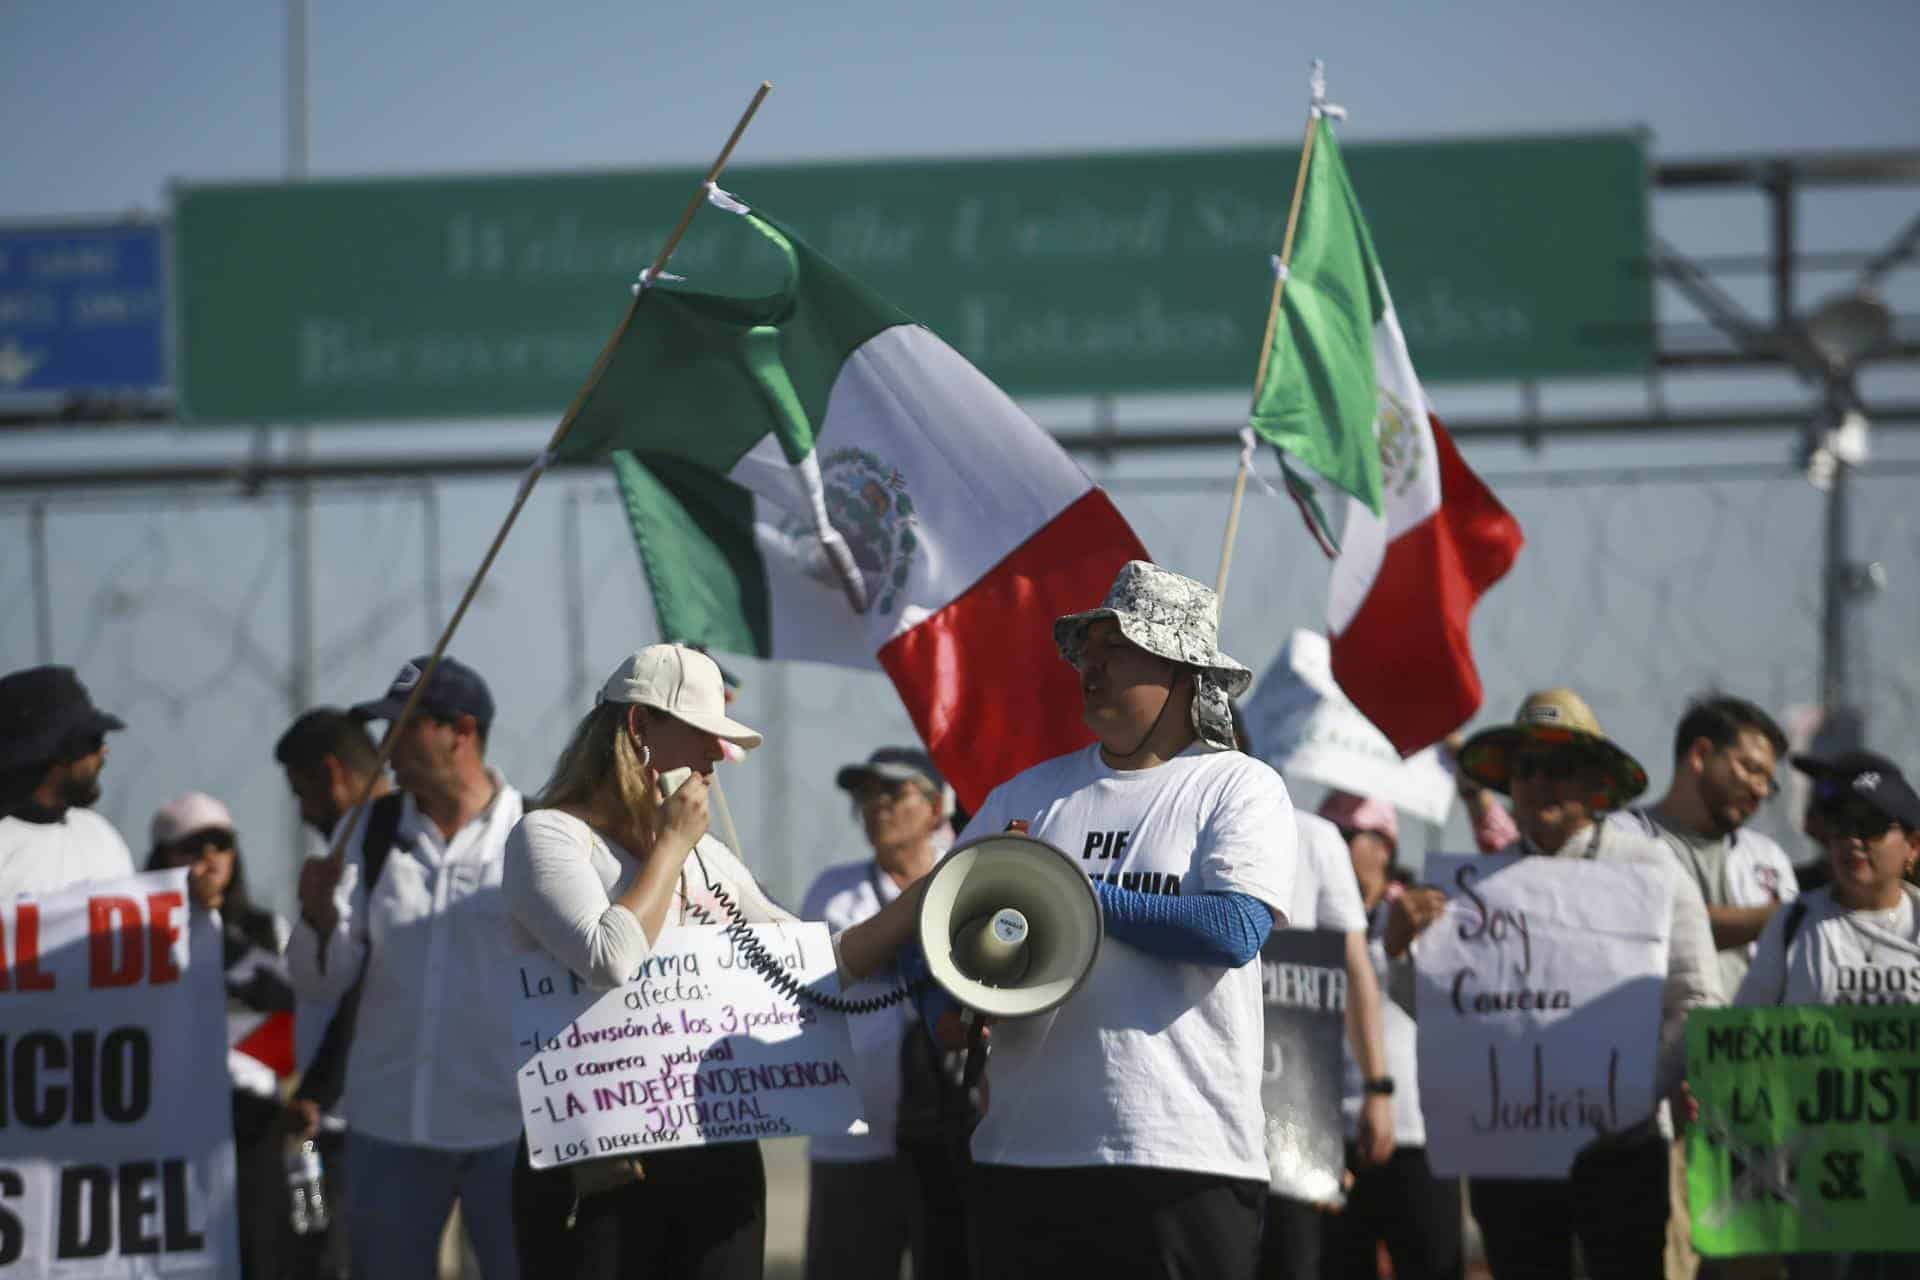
[916,829,1104,1088]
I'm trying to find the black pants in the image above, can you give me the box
[1258,1194,1323,1279]
[513,1137,765,1280]
[900,1136,973,1280]
[805,1159,910,1280]
[969,1163,1265,1280]
[1468,1131,1668,1279]
[233,1092,292,1280]
[1319,1145,1462,1280]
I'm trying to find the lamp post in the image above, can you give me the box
[1803,289,1893,752]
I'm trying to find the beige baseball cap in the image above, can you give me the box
[151,791,236,847]
[597,644,763,751]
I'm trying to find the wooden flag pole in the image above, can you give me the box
[1214,87,1323,603]
[317,81,773,872]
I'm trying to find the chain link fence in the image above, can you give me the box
[4,437,1918,919]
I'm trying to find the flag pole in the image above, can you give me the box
[1215,63,1327,602]
[318,81,774,872]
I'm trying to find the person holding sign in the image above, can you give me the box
[502,644,792,1279]
[1388,688,1720,1279]
[1725,751,1920,1278]
[288,656,526,1280]
[147,790,297,1280]
[0,664,135,897]
[937,562,1296,1280]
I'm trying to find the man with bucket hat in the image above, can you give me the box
[949,561,1296,1280]
[0,664,135,897]
[1387,687,1720,1279]
[287,655,526,1280]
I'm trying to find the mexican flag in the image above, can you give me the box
[1249,117,1523,754]
[556,198,1148,810]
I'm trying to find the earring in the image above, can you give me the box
[630,729,652,769]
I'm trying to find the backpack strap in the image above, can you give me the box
[294,794,408,1109]
[1781,899,1809,950]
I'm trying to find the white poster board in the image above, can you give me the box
[511,923,866,1169]
[1414,853,1670,1178]
[0,869,239,1279]
[1241,630,1457,825]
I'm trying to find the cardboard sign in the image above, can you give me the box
[511,923,866,1169]
[1260,928,1350,1204]
[1687,1005,1920,1256]
[1414,853,1669,1177]
[0,870,239,1279]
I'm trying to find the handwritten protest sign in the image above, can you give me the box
[1414,853,1669,1177]
[0,870,238,1279]
[512,922,865,1169]
[1259,929,1349,1204]
[1687,1005,1920,1255]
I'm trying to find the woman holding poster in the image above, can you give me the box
[1386,688,1720,1280]
[1732,751,1920,1280]
[502,644,927,1280]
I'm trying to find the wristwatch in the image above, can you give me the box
[1363,1076,1395,1096]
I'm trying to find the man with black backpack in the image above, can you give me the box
[288,657,526,1280]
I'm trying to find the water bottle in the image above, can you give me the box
[286,1140,328,1234]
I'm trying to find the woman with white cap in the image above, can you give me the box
[502,643,785,1277]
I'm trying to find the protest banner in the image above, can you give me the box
[1259,928,1350,1204]
[511,922,866,1169]
[1414,852,1669,1177]
[0,869,238,1279]
[1687,1005,1920,1256]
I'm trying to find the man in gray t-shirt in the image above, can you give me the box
[1605,694,1797,998]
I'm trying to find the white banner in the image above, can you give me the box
[511,923,866,1169]
[0,869,238,1279]
[1241,630,1457,825]
[1414,853,1669,1178]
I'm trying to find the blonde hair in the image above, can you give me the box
[533,701,657,844]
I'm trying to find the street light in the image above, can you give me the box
[1802,287,1894,752]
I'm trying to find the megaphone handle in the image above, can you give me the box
[960,1012,990,1091]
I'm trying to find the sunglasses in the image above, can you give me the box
[1509,748,1591,782]
[1813,802,1897,843]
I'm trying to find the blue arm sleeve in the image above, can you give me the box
[1094,884,1271,967]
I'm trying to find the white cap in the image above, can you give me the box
[151,791,236,847]
[597,645,764,751]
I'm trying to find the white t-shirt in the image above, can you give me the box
[1734,883,1920,1007]
[956,743,1295,1180]
[801,859,909,1164]
[1288,812,1368,933]
[0,808,136,899]
[1343,902,1425,1147]
[1607,808,1799,995]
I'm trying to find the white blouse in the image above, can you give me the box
[502,807,792,990]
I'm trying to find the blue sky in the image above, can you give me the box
[4,0,1919,911]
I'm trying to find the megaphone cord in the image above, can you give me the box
[682,847,920,1016]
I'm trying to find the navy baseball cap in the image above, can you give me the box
[836,746,945,795]
[350,655,494,733]
[1794,750,1920,828]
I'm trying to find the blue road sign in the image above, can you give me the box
[0,223,165,394]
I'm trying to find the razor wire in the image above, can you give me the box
[3,451,1919,915]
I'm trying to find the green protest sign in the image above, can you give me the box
[1686,1006,1920,1257]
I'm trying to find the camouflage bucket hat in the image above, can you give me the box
[1458,686,1649,809]
[1053,561,1252,752]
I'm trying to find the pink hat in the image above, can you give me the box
[151,792,236,847]
[1317,791,1399,849]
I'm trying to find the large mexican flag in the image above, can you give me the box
[1249,117,1524,755]
[556,199,1147,809]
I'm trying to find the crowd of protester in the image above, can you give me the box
[3,562,1916,1280]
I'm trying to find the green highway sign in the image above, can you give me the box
[173,132,1650,424]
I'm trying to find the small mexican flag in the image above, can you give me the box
[1248,117,1524,754]
[556,198,1148,809]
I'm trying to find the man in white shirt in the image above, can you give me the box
[0,665,135,898]
[954,562,1294,1280]
[289,656,524,1280]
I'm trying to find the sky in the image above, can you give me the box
[3,0,1919,914]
